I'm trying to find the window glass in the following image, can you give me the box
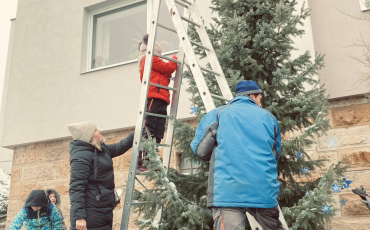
[180,157,200,174]
[91,1,185,70]
[156,2,184,53]
[91,2,147,69]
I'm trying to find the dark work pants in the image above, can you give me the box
[212,206,284,230]
[143,98,167,143]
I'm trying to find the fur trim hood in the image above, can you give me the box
[45,188,61,205]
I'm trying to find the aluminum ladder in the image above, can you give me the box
[120,0,288,229]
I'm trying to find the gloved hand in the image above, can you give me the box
[360,196,370,209]
[352,186,370,209]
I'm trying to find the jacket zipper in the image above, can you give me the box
[37,210,40,230]
[157,81,160,93]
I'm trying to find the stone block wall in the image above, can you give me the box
[290,95,370,229]
[5,97,370,229]
[327,97,370,229]
[6,138,72,229]
[5,127,181,230]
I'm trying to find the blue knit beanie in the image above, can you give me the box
[235,80,263,96]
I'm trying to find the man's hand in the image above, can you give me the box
[76,219,87,230]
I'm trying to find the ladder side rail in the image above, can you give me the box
[156,56,184,224]
[278,205,289,229]
[187,2,233,101]
[162,7,189,174]
[164,0,216,112]
[161,59,185,172]
[120,0,162,229]
[246,210,262,230]
[153,7,190,226]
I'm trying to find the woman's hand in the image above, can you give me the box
[76,219,87,230]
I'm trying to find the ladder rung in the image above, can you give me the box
[181,16,200,27]
[200,66,220,76]
[190,40,210,51]
[211,94,230,101]
[157,143,170,147]
[175,0,188,8]
[149,83,178,91]
[158,23,177,33]
[179,0,192,5]
[131,201,147,206]
[154,53,181,64]
[145,112,173,120]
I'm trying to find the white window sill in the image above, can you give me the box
[81,49,179,74]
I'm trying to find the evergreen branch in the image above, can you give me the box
[133,135,210,230]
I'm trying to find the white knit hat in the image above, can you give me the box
[138,42,163,69]
[67,121,97,143]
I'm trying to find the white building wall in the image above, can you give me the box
[0,18,16,172]
[1,0,320,148]
[1,0,198,147]
[309,0,370,98]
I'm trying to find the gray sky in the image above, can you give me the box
[0,1,18,174]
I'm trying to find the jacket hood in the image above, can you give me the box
[228,95,258,106]
[69,140,98,157]
[45,188,61,205]
[24,190,48,208]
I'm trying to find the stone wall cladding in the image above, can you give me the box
[280,96,370,228]
[5,125,183,230]
[7,97,370,229]
[332,104,370,128]
[318,96,370,228]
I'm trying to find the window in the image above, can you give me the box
[91,1,147,69]
[180,157,200,175]
[155,1,183,53]
[89,0,184,70]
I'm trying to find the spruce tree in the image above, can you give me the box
[0,169,10,215]
[133,0,347,229]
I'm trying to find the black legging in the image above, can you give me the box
[143,98,167,143]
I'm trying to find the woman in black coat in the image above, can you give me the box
[67,121,134,230]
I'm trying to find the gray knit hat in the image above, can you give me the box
[67,121,96,143]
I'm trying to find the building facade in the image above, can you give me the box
[1,0,370,229]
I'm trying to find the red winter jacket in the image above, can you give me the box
[140,54,178,104]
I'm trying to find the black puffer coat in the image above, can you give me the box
[69,132,134,230]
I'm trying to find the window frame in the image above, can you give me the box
[180,157,200,175]
[87,0,147,72]
[86,0,179,72]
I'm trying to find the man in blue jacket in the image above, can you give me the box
[191,80,284,230]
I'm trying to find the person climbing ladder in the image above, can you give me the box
[137,34,178,172]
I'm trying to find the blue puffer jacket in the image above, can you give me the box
[8,190,62,230]
[191,96,281,208]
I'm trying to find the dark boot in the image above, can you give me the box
[137,151,148,172]
[155,138,162,153]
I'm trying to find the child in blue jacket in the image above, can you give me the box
[8,190,62,230]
